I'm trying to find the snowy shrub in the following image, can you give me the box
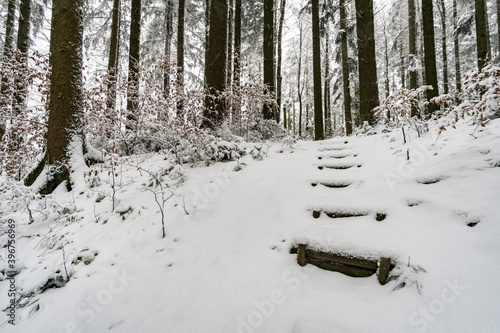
[0,50,50,180]
[373,86,430,137]
[434,64,500,134]
[0,176,60,223]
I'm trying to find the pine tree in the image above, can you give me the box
[422,0,439,114]
[25,0,85,193]
[202,0,227,129]
[263,0,275,120]
[355,0,379,125]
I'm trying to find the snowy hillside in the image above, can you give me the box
[1,118,500,333]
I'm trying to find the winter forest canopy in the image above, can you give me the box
[1,0,500,331]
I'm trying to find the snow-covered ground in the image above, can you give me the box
[1,118,500,333]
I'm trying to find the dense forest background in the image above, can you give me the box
[0,0,498,192]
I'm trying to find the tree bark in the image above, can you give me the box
[297,23,303,137]
[276,0,285,124]
[312,0,323,140]
[127,0,141,127]
[202,0,227,129]
[204,0,210,88]
[324,21,331,137]
[437,0,449,94]
[475,0,490,70]
[233,0,241,87]
[263,0,275,120]
[25,0,84,193]
[12,0,31,121]
[497,0,500,56]
[340,0,352,135]
[408,0,417,90]
[355,0,379,125]
[164,0,173,97]
[177,0,185,114]
[453,0,462,94]
[422,0,439,114]
[226,0,234,90]
[0,0,16,130]
[107,0,120,110]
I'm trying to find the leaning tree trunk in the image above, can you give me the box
[25,0,84,194]
[263,0,275,120]
[340,0,352,135]
[127,0,141,129]
[177,0,185,114]
[422,0,439,114]
[202,0,227,129]
[312,0,324,140]
[475,0,490,71]
[355,0,379,125]
[107,0,120,110]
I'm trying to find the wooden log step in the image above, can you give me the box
[295,244,393,285]
[312,210,386,221]
[318,164,360,170]
[311,181,352,188]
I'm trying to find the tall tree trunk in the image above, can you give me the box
[355,0,379,125]
[399,40,405,90]
[233,0,241,87]
[177,0,185,114]
[438,0,449,94]
[340,0,352,135]
[204,0,210,88]
[312,0,323,140]
[164,0,173,97]
[485,3,492,59]
[453,0,462,94]
[127,0,141,128]
[0,0,16,130]
[17,0,31,54]
[107,0,120,110]
[202,0,227,129]
[297,24,303,137]
[422,0,439,114]
[497,0,500,56]
[226,0,234,89]
[324,21,331,137]
[408,0,417,90]
[263,0,275,119]
[26,0,84,193]
[276,0,285,124]
[475,0,490,70]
